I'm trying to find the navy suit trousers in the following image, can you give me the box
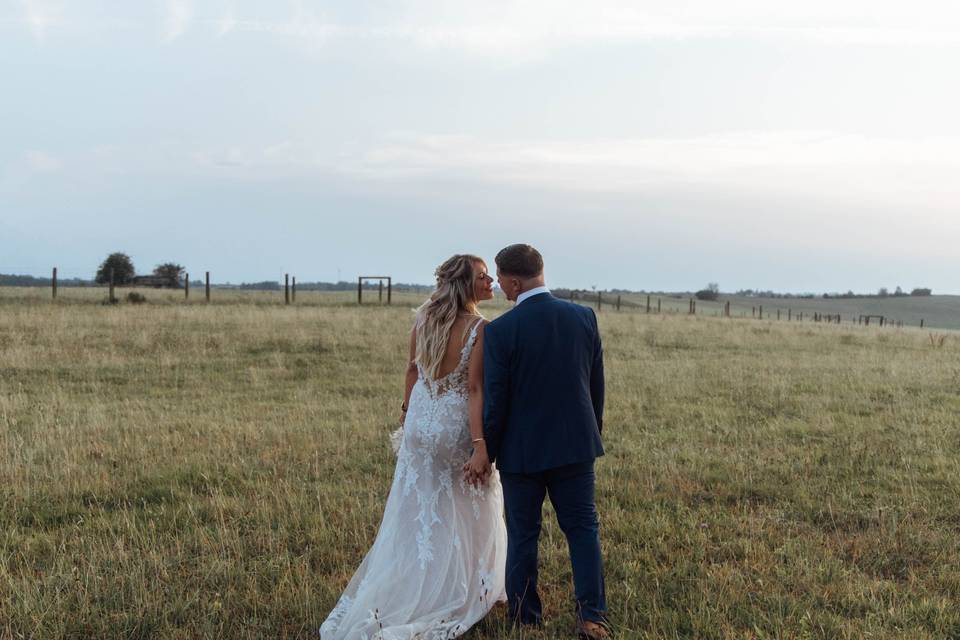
[499,461,607,625]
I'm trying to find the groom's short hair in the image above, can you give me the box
[495,244,543,278]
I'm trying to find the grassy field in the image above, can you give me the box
[2,291,960,638]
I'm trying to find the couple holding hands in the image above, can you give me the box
[322,244,608,640]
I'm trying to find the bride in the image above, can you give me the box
[321,254,507,639]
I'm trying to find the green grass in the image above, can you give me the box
[1,292,959,638]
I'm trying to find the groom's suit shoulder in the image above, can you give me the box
[488,294,595,326]
[486,305,521,331]
[543,294,599,326]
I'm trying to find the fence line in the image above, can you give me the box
[1,267,933,329]
[557,289,923,329]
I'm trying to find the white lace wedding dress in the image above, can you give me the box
[321,320,507,640]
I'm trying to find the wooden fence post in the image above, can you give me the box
[921,319,924,328]
[379,280,383,303]
[646,295,651,313]
[284,273,290,305]
[185,272,189,299]
[759,305,763,320]
[109,268,116,303]
[616,295,621,312]
[657,298,661,313]
[777,309,780,320]
[205,271,210,303]
[788,308,791,321]
[292,277,296,303]
[52,267,57,299]
[597,291,602,311]
[387,278,392,305]
[357,277,362,305]
[752,306,756,317]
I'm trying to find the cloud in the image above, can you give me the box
[168,130,960,220]
[382,1,960,56]
[16,0,62,41]
[208,18,960,57]
[282,0,960,56]
[7,1,960,52]
[25,150,62,171]
[215,11,236,37]
[329,131,960,217]
[163,0,193,41]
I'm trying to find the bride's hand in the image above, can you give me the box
[462,447,491,487]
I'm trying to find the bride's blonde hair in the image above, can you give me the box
[415,254,484,380]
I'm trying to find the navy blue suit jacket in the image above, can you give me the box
[482,292,605,474]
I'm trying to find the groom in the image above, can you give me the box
[481,244,608,639]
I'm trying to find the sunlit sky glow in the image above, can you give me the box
[2,1,959,292]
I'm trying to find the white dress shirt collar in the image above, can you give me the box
[516,285,550,305]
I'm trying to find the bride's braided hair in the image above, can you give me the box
[415,254,483,381]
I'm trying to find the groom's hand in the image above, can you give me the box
[462,447,491,487]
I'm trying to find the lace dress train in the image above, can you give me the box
[321,321,507,640]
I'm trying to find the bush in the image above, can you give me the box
[695,289,719,301]
[126,292,147,304]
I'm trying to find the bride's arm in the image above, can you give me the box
[464,321,491,484]
[401,326,418,423]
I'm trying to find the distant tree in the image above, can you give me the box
[894,286,904,296]
[153,263,185,288]
[911,287,932,296]
[95,252,135,285]
[238,281,282,291]
[695,283,720,301]
[878,287,889,297]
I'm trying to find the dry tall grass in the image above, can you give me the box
[1,293,959,638]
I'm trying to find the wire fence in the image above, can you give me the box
[1,266,952,330]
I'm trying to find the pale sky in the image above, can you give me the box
[2,1,959,293]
